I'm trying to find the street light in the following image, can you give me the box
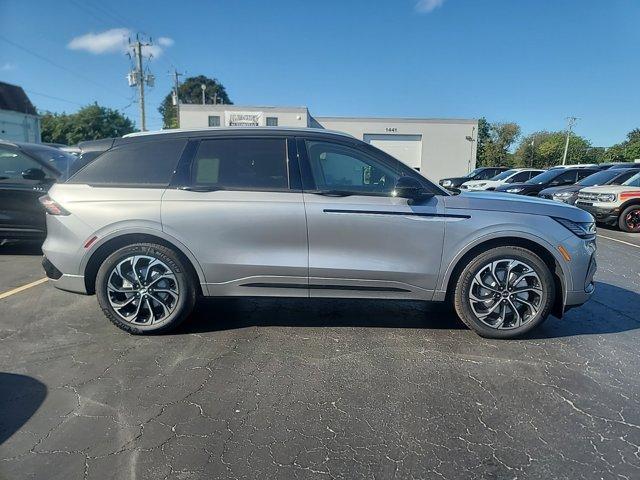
[200,84,206,105]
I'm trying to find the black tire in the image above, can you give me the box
[96,243,197,334]
[453,246,555,339]
[618,205,640,233]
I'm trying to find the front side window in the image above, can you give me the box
[208,116,220,127]
[0,146,52,181]
[549,170,578,186]
[68,139,186,186]
[305,140,399,195]
[491,169,516,181]
[191,138,288,190]
[509,171,532,183]
[612,170,639,185]
[475,169,497,180]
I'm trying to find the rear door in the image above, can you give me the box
[162,136,309,297]
[0,145,56,239]
[298,136,446,300]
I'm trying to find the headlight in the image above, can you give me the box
[596,193,616,202]
[554,191,574,198]
[553,217,596,239]
[442,180,452,187]
[506,187,524,193]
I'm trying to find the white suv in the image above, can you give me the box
[576,170,640,232]
[461,168,544,191]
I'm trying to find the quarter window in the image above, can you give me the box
[68,139,186,186]
[191,138,288,190]
[305,140,399,195]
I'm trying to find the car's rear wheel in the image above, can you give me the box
[454,246,555,339]
[96,243,196,334]
[619,205,640,233]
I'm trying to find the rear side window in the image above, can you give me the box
[190,138,288,190]
[68,139,186,186]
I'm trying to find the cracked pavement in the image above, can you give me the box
[1,229,639,479]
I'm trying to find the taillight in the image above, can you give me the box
[39,195,70,216]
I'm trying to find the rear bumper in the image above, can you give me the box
[42,255,87,294]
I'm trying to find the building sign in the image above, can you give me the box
[225,111,263,126]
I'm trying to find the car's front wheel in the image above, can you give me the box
[96,243,196,334]
[454,246,555,339]
[619,205,640,233]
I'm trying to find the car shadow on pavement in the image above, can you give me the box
[176,297,465,334]
[176,281,640,339]
[0,373,47,445]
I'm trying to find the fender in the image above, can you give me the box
[80,222,208,293]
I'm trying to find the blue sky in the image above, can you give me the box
[1,0,638,146]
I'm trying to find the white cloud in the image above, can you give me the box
[68,28,130,54]
[68,29,175,57]
[157,37,174,47]
[1,62,16,71]
[415,0,446,13]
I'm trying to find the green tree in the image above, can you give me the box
[476,118,521,167]
[159,75,233,129]
[514,131,591,168]
[41,104,135,145]
[606,128,640,162]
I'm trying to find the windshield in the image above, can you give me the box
[22,146,76,180]
[490,169,517,181]
[464,168,483,178]
[623,171,640,187]
[577,170,620,187]
[526,169,560,185]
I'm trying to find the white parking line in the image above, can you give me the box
[597,234,640,249]
[0,277,49,300]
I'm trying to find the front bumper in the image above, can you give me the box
[575,202,619,225]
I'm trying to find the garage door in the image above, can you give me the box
[363,134,422,170]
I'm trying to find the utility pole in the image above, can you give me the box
[561,116,579,165]
[127,35,154,131]
[171,68,183,128]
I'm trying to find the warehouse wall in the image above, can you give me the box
[315,117,477,182]
[0,110,41,143]
[179,104,309,128]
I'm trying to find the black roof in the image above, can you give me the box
[0,81,37,115]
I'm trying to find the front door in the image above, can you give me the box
[162,136,309,297]
[297,137,446,300]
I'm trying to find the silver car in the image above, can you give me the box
[40,128,597,338]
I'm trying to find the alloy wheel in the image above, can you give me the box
[106,255,179,325]
[468,259,543,330]
[625,210,640,232]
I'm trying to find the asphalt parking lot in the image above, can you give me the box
[1,228,639,480]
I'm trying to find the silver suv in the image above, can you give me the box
[40,128,597,338]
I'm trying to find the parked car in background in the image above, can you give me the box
[539,167,640,205]
[41,127,596,339]
[596,162,639,170]
[0,141,74,243]
[461,168,544,191]
[439,166,508,192]
[575,170,640,232]
[495,167,600,196]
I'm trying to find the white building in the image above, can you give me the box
[178,104,477,181]
[0,81,41,143]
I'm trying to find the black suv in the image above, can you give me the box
[494,167,599,196]
[439,167,508,192]
[0,141,75,242]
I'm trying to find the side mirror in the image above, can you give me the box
[392,176,431,200]
[22,168,47,182]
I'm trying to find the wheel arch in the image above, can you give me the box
[83,232,205,295]
[442,236,567,318]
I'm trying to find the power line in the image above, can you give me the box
[0,35,129,100]
[25,89,85,107]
